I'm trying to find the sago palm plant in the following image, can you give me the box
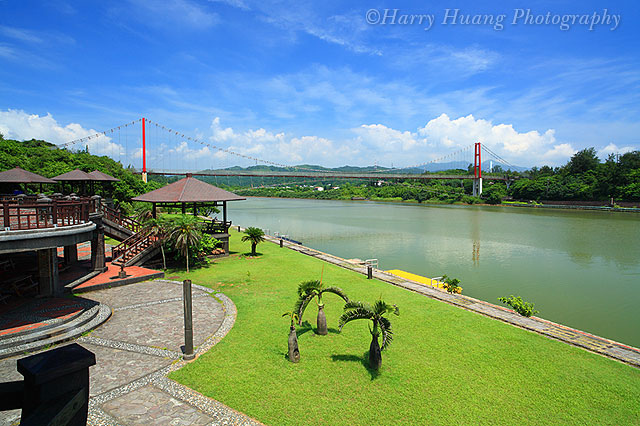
[294,280,349,335]
[168,215,201,273]
[241,227,265,256]
[339,299,399,370]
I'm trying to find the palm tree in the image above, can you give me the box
[282,311,300,363]
[168,216,201,273]
[142,218,168,270]
[339,299,399,370]
[241,227,265,256]
[294,280,349,335]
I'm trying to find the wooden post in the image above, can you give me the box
[367,265,373,280]
[183,279,195,360]
[2,201,9,230]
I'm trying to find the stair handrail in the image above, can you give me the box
[98,202,142,233]
[112,230,158,265]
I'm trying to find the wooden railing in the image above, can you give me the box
[112,230,157,265]
[96,202,142,233]
[1,200,90,231]
[200,218,232,234]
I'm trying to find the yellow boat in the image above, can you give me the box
[385,269,462,293]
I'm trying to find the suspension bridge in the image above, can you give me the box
[61,118,522,196]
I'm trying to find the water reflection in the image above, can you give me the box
[470,212,480,266]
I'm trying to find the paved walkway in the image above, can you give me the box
[265,235,640,368]
[0,280,262,426]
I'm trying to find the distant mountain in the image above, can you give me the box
[390,160,527,174]
[198,160,528,175]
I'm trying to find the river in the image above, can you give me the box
[227,197,640,348]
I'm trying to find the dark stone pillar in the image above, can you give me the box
[18,343,95,426]
[152,203,157,219]
[64,244,78,265]
[90,213,107,272]
[37,248,59,297]
[181,203,186,214]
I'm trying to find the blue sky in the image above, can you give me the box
[1,0,639,169]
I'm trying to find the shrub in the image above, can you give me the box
[442,275,461,294]
[498,295,539,317]
[199,234,221,255]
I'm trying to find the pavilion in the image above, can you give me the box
[87,170,120,194]
[52,169,94,195]
[132,173,245,252]
[132,173,244,220]
[87,170,120,182]
[0,167,56,193]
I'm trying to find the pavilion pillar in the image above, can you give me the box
[37,248,59,297]
[90,214,107,273]
[223,201,227,224]
[181,203,186,215]
[193,202,197,216]
[64,244,78,265]
[152,203,157,219]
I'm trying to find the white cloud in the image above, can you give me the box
[208,117,358,165]
[598,143,635,158]
[0,26,43,44]
[0,109,125,157]
[207,0,250,10]
[417,114,573,166]
[124,0,218,30]
[0,110,600,169]
[354,124,424,152]
[390,44,499,77]
[542,144,575,162]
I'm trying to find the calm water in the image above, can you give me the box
[227,197,640,347]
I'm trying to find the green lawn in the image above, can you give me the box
[168,229,640,426]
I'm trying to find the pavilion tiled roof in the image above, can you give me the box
[52,169,94,181]
[132,174,245,203]
[0,167,56,183]
[88,170,120,182]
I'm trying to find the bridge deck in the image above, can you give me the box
[143,170,511,181]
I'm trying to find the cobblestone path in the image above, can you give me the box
[0,280,263,426]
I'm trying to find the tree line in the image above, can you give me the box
[0,136,163,211]
[234,148,640,204]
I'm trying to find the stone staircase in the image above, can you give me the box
[0,298,111,359]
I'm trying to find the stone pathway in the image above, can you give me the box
[0,280,263,426]
[265,235,640,368]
